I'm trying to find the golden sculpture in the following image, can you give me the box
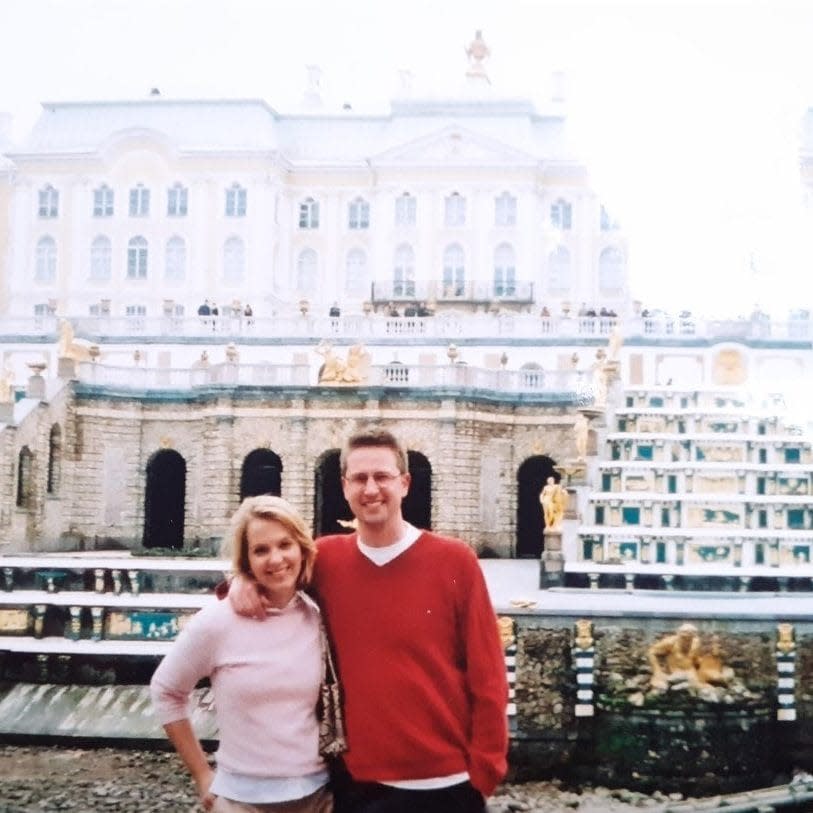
[540,476,566,531]
[497,616,515,649]
[0,364,14,404]
[574,619,594,650]
[648,623,701,690]
[316,341,371,385]
[695,634,734,687]
[58,319,92,362]
[777,623,795,654]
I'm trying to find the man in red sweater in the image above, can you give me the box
[231,427,508,813]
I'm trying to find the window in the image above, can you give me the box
[594,506,605,524]
[297,248,317,295]
[599,247,625,293]
[348,197,370,229]
[35,237,57,282]
[225,183,247,217]
[125,304,147,317]
[785,448,801,464]
[38,185,59,218]
[47,425,62,495]
[548,246,570,292]
[661,508,671,527]
[93,185,114,217]
[33,303,50,316]
[444,192,466,227]
[601,473,612,491]
[636,445,654,460]
[495,192,516,226]
[165,236,186,281]
[493,243,516,297]
[223,236,245,282]
[550,198,572,230]
[126,236,148,279]
[395,193,416,226]
[393,244,415,297]
[129,184,150,217]
[622,506,640,525]
[90,236,112,280]
[299,197,319,229]
[442,244,465,297]
[600,205,618,231]
[16,447,33,509]
[167,183,188,216]
[345,249,368,297]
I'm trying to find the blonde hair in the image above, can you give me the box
[222,495,317,588]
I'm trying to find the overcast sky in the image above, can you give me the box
[3,0,813,316]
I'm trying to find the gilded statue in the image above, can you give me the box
[315,341,371,385]
[648,623,701,690]
[58,319,92,362]
[540,476,566,531]
[0,365,14,404]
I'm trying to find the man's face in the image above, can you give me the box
[342,446,410,532]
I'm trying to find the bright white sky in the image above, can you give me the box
[3,0,813,317]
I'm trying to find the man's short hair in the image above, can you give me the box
[340,427,408,475]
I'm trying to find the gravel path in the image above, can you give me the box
[0,745,680,812]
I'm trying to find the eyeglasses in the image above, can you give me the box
[343,471,403,488]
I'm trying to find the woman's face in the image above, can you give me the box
[245,516,303,608]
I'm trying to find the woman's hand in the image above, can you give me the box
[228,573,270,619]
[193,765,216,810]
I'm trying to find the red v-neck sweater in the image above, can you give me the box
[312,531,508,797]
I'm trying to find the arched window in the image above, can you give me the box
[38,185,59,218]
[599,246,625,293]
[299,197,319,229]
[223,236,245,282]
[394,244,415,297]
[493,243,516,297]
[348,197,370,229]
[442,244,465,297]
[90,236,112,280]
[444,192,466,227]
[225,183,247,217]
[126,236,148,279]
[35,236,57,282]
[16,446,33,508]
[345,248,368,297]
[166,236,187,281]
[395,192,416,226]
[550,198,572,230]
[167,183,188,217]
[47,424,62,495]
[129,184,150,217]
[495,192,516,227]
[93,184,114,217]
[548,246,571,293]
[297,248,317,295]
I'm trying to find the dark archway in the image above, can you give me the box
[516,454,559,558]
[314,450,352,536]
[143,449,186,549]
[240,448,282,499]
[404,450,432,530]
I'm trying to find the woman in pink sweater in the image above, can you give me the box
[150,496,332,812]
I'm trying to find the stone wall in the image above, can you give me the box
[0,385,580,553]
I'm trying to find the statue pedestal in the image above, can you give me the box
[57,356,77,378]
[540,529,564,589]
[0,401,13,423]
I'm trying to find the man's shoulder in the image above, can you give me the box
[417,531,478,561]
[316,533,357,557]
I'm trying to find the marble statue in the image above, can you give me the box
[540,476,566,531]
[574,413,589,460]
[0,365,14,403]
[58,319,92,362]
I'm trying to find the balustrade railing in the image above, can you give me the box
[4,314,812,343]
[76,361,591,396]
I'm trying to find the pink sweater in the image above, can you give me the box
[150,594,324,779]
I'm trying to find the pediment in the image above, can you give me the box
[372,126,537,168]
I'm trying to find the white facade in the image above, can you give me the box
[0,89,629,322]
